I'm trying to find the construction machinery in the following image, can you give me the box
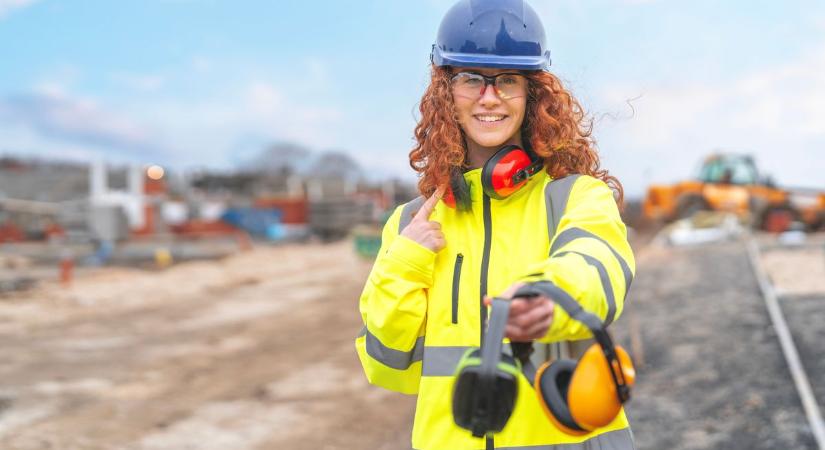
[643,154,825,232]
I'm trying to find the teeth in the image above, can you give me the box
[476,115,505,122]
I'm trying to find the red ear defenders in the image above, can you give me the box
[444,144,543,209]
[451,282,635,437]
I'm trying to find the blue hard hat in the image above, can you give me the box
[431,0,551,70]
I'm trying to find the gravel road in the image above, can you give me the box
[616,239,818,450]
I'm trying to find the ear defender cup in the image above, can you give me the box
[442,145,542,209]
[535,345,637,435]
[481,145,543,200]
[534,359,588,435]
[567,345,635,430]
[452,348,520,436]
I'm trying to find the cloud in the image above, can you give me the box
[0,0,37,19]
[595,42,825,196]
[93,76,346,169]
[4,57,375,174]
[0,86,169,159]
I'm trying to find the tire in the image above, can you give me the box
[759,206,800,233]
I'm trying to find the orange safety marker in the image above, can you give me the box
[237,232,253,251]
[59,255,74,287]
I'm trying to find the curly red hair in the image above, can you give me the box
[409,66,624,204]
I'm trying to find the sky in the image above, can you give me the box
[1,0,824,197]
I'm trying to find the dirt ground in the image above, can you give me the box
[1,236,823,449]
[614,239,818,450]
[0,242,415,450]
[760,243,825,297]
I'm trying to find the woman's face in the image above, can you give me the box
[451,68,528,150]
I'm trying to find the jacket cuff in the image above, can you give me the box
[545,300,571,340]
[385,235,437,277]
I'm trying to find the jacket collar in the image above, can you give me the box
[462,167,547,205]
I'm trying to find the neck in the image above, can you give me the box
[465,135,524,169]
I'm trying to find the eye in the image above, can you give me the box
[453,73,483,87]
[497,75,520,86]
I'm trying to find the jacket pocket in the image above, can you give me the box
[451,253,463,324]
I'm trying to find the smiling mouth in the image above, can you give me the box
[474,114,507,123]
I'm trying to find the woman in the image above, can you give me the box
[355,1,635,449]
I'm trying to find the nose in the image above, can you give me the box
[478,82,501,108]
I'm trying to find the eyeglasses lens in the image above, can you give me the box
[451,73,526,100]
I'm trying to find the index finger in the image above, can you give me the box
[508,298,531,315]
[412,185,445,222]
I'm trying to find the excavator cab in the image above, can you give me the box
[695,155,758,186]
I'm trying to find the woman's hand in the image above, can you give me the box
[400,186,446,253]
[484,282,554,342]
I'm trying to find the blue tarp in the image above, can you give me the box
[220,208,283,240]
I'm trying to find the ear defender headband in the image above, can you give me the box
[451,282,635,437]
[445,145,543,209]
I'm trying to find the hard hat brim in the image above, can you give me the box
[432,49,551,70]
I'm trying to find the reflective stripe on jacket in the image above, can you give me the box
[355,169,636,450]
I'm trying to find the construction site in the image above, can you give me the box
[1,153,825,449]
[4,0,825,446]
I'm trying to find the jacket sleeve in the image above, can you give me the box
[518,175,636,342]
[354,204,434,394]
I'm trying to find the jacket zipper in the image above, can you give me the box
[479,194,492,343]
[451,253,464,324]
[480,194,494,450]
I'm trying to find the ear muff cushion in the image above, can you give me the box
[537,360,587,433]
[452,349,481,429]
[452,364,481,429]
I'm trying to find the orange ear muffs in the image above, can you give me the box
[534,344,636,435]
[511,282,636,435]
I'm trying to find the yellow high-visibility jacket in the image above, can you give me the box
[355,169,636,450]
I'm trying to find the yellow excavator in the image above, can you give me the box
[643,154,825,232]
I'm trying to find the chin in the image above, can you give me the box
[469,133,516,149]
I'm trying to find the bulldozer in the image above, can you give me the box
[642,153,825,232]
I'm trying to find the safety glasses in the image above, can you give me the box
[450,72,527,100]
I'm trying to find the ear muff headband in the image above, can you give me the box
[481,145,543,200]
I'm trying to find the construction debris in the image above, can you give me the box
[654,211,744,246]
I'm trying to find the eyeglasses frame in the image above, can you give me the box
[450,71,528,100]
